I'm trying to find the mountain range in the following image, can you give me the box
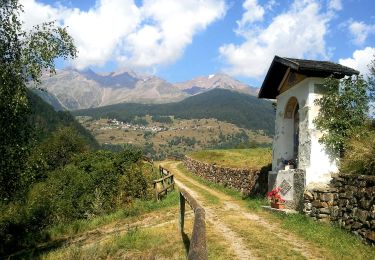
[33,68,259,110]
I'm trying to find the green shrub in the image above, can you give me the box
[25,148,149,226]
[340,129,375,175]
[23,127,89,185]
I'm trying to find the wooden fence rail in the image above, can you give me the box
[179,187,207,260]
[153,166,174,200]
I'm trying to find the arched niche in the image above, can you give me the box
[283,97,300,163]
[284,97,298,119]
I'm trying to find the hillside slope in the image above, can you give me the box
[73,89,275,134]
[28,90,99,148]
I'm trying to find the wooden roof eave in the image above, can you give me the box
[258,56,360,100]
[258,56,294,99]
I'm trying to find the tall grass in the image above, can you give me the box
[47,190,179,239]
[188,148,272,169]
[270,213,375,259]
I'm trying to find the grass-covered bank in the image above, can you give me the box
[47,190,179,240]
[270,213,374,259]
[41,222,187,260]
[176,162,375,259]
[188,148,272,169]
[10,191,179,259]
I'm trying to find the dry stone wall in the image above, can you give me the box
[304,174,375,243]
[183,156,270,195]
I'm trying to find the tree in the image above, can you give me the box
[23,127,89,186]
[314,72,373,157]
[0,0,76,200]
[368,57,375,113]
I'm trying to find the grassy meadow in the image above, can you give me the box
[188,148,272,169]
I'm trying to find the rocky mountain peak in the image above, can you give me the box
[35,68,259,111]
[174,72,259,96]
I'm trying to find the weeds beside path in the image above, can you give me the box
[161,160,375,260]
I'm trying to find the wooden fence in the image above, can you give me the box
[153,166,174,200]
[179,187,207,260]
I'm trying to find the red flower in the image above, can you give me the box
[267,187,285,203]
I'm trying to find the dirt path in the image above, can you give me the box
[163,161,328,260]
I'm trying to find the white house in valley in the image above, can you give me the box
[258,56,359,208]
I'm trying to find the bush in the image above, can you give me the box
[25,149,149,225]
[22,127,89,187]
[340,129,375,175]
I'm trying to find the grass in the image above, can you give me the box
[41,187,237,260]
[269,213,375,259]
[188,148,272,169]
[205,222,239,259]
[222,214,307,259]
[47,190,179,240]
[41,219,189,259]
[176,162,375,259]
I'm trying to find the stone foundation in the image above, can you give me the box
[183,156,270,196]
[269,169,306,211]
[304,174,375,243]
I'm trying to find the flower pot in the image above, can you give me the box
[271,202,285,209]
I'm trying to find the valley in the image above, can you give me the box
[77,115,272,159]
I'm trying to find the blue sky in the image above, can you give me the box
[21,0,375,87]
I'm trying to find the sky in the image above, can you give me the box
[19,0,375,87]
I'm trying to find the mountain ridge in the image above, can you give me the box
[175,73,259,96]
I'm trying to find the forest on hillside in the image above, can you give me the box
[73,89,276,135]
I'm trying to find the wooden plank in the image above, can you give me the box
[179,193,185,232]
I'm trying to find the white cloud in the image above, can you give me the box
[328,0,342,11]
[19,0,226,70]
[65,0,141,69]
[237,0,265,30]
[118,0,226,68]
[348,20,375,46]
[339,47,375,76]
[19,0,70,29]
[220,0,332,78]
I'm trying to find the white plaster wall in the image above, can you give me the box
[272,79,309,172]
[304,79,339,187]
[272,78,338,188]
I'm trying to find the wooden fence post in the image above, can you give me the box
[179,192,185,232]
